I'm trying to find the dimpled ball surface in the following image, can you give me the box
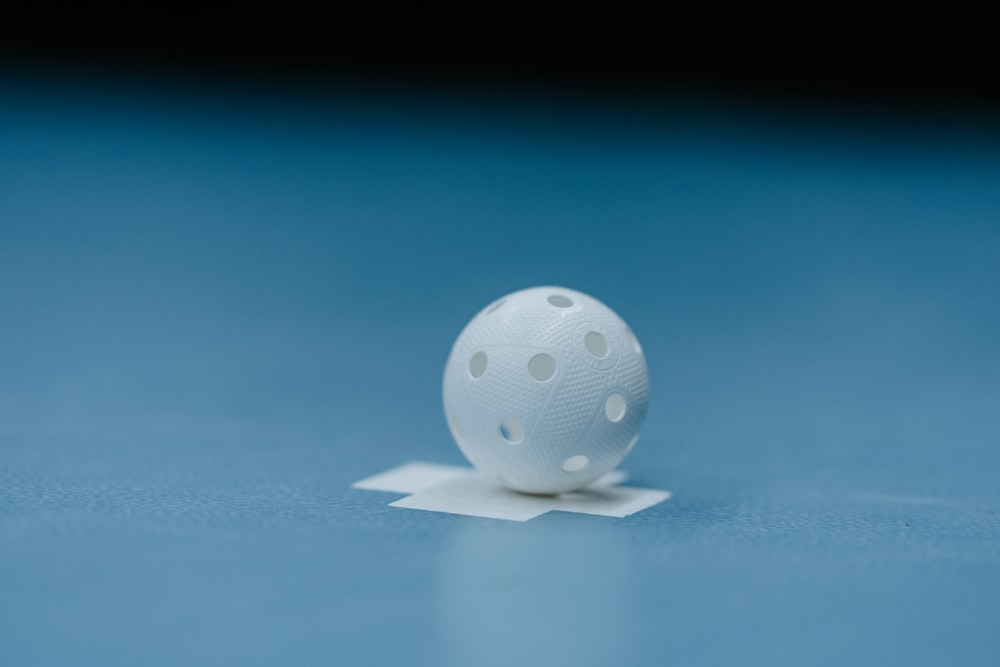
[442,286,650,494]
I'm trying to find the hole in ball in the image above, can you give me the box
[499,419,524,444]
[584,331,609,359]
[547,294,573,308]
[527,353,556,382]
[469,351,488,378]
[604,393,627,422]
[486,299,505,315]
[562,455,589,472]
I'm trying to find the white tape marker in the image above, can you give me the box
[352,462,670,522]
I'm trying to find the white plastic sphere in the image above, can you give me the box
[442,286,649,494]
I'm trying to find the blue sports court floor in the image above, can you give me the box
[2,67,999,666]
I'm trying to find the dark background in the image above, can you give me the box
[3,22,997,111]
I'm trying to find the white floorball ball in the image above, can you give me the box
[442,286,649,494]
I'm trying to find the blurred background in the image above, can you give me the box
[2,24,999,667]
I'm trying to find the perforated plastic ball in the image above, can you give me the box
[442,286,649,494]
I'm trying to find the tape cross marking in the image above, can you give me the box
[353,462,671,522]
